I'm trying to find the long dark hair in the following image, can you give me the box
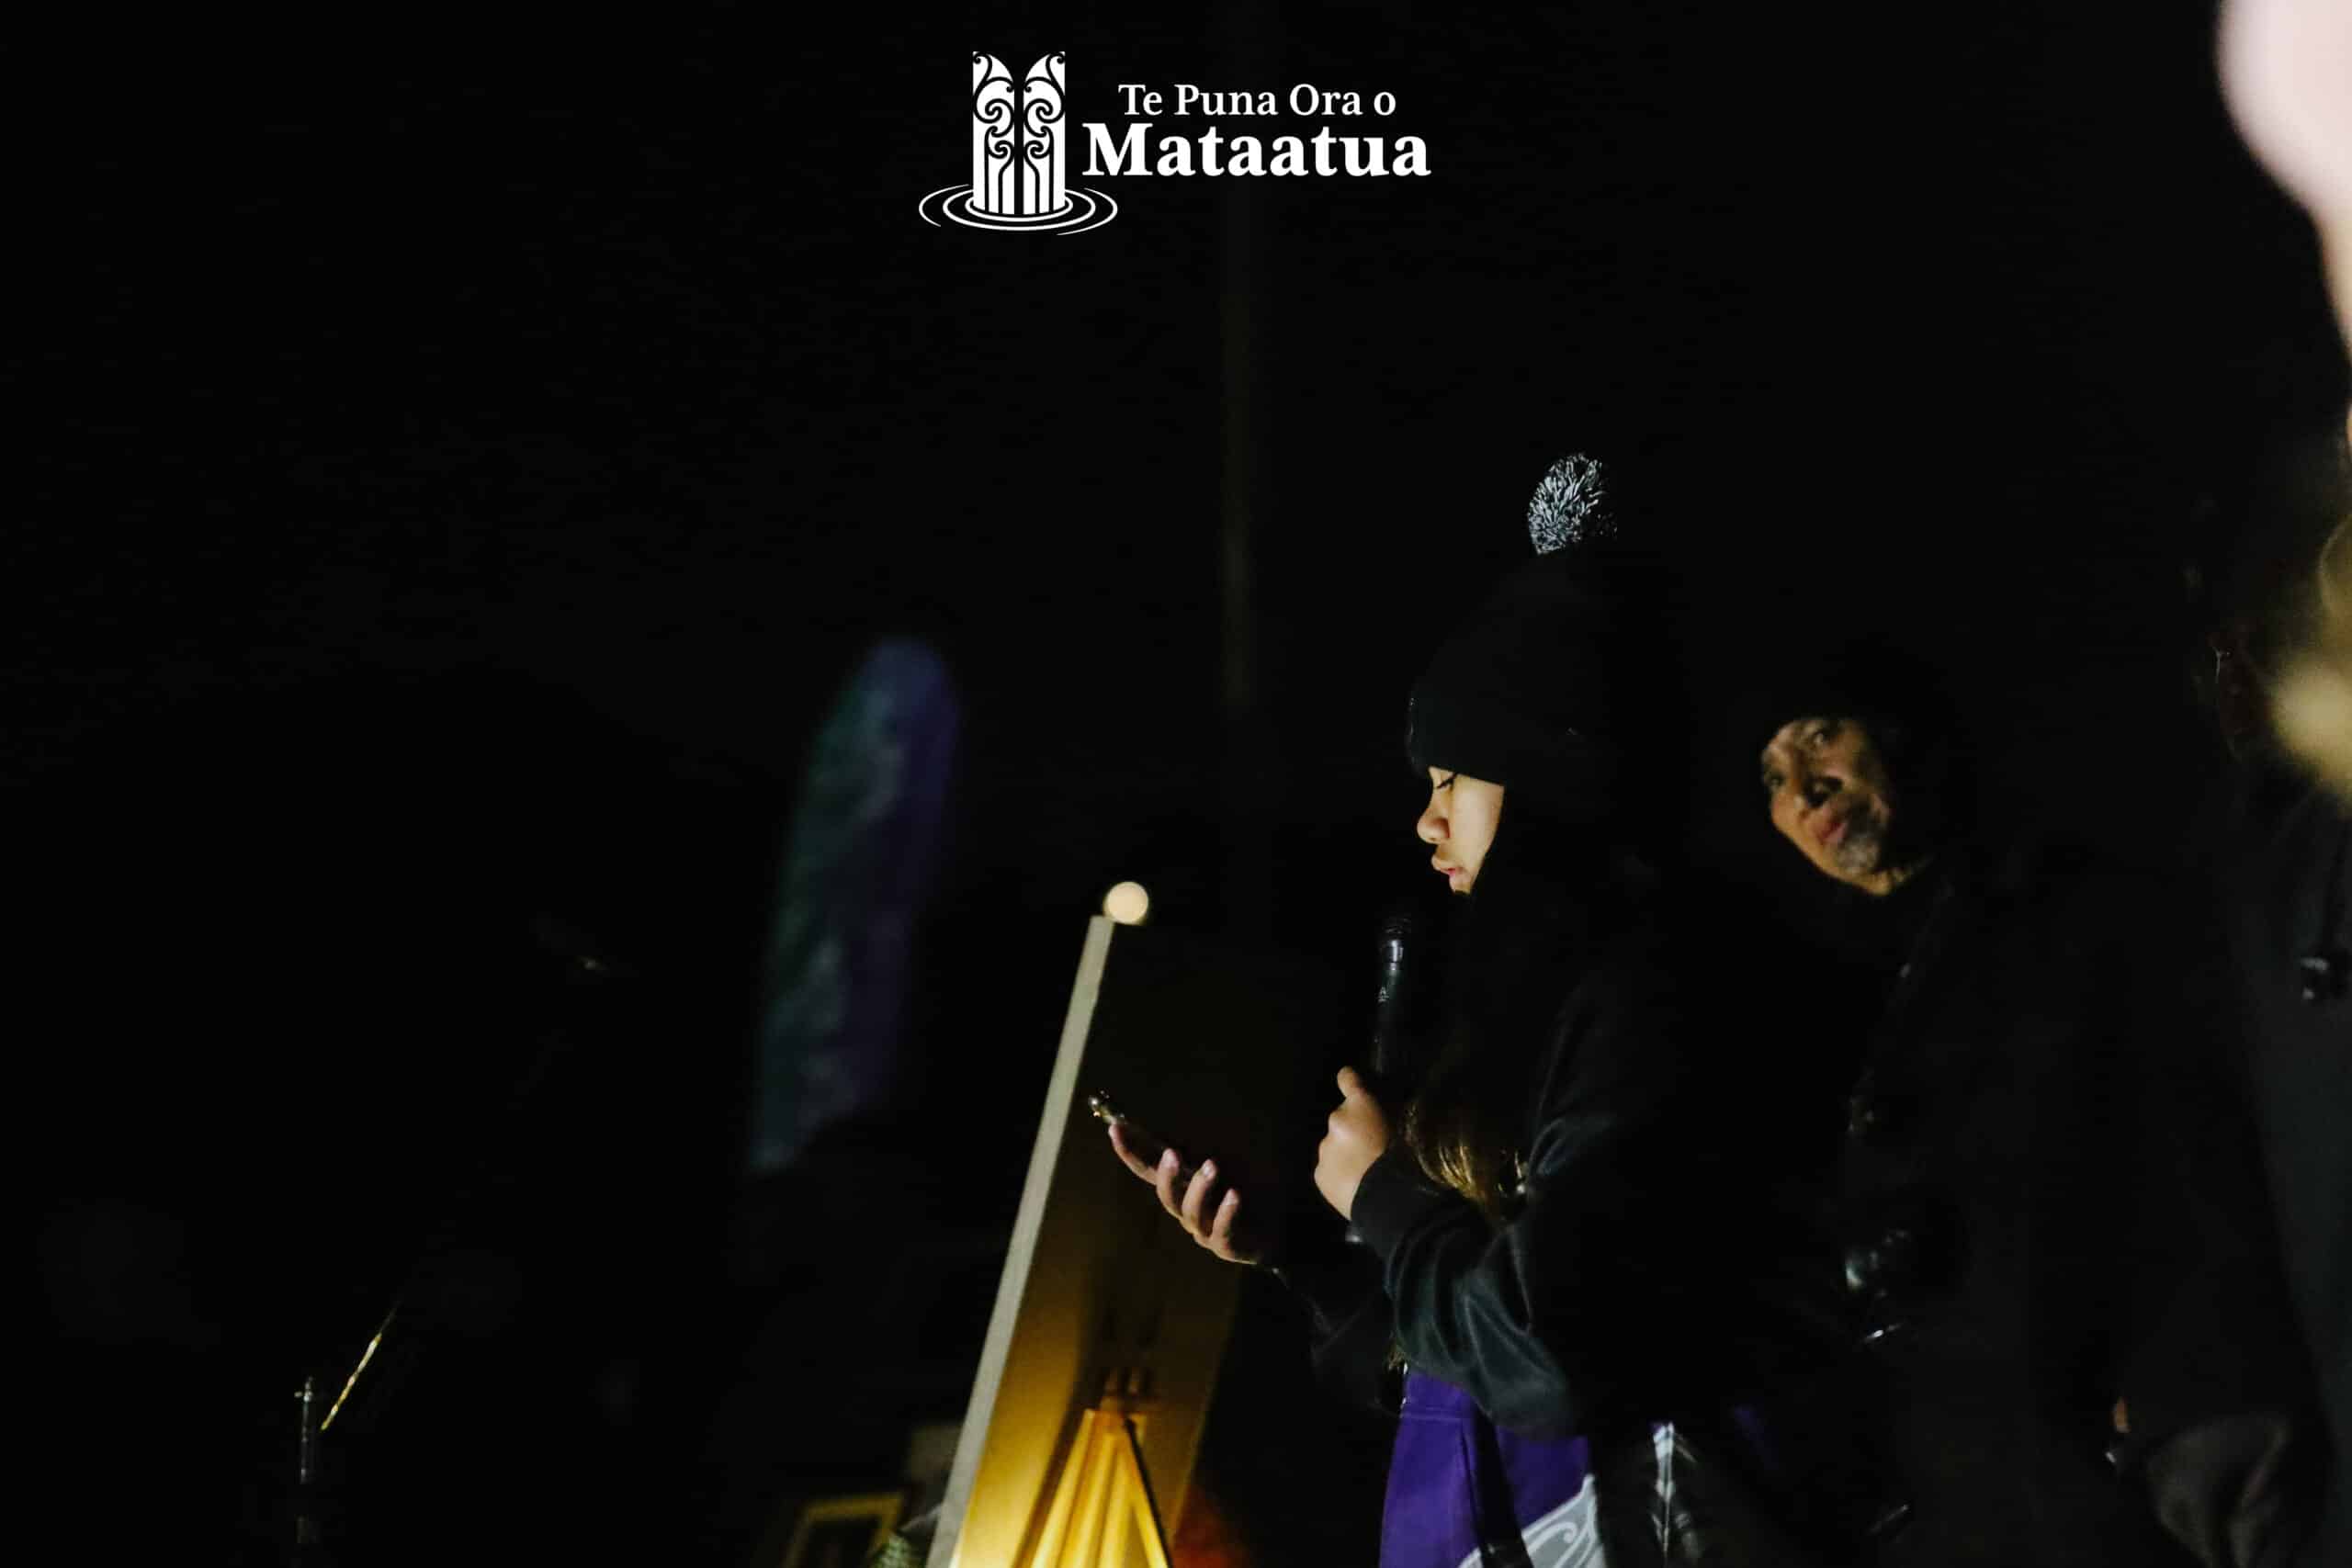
[1400,801,1651,1220]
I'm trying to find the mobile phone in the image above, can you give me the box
[1088,1090,1201,1187]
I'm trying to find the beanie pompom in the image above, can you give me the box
[1527,454,1616,556]
[1408,449,1667,828]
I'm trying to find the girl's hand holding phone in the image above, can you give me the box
[1098,1098,1279,1267]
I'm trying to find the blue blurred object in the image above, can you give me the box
[748,639,959,1175]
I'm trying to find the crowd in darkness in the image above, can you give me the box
[1092,426,2350,1568]
[19,5,2352,1566]
[1104,11,2352,1557]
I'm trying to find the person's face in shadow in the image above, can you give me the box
[1416,768,1505,894]
[1758,715,1920,896]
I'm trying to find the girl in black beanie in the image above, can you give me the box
[1112,457,1877,1566]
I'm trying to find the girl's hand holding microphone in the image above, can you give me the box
[1312,1066,1392,1223]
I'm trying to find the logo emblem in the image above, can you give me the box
[919,52,1118,233]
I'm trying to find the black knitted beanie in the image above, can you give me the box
[1405,455,1649,825]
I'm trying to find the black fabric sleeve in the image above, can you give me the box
[2141,1412,2314,1568]
[1269,1237,1398,1415]
[2111,870,2324,1565]
[2116,872,2312,1427]
[1348,940,1697,1440]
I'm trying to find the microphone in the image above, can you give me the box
[1366,905,1425,1096]
[1345,905,1424,1250]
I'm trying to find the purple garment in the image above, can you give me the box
[1381,1371,1620,1568]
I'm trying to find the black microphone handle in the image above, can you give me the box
[1347,907,1423,1248]
[1365,907,1422,1091]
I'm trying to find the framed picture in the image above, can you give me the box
[779,1492,904,1568]
[927,917,1340,1566]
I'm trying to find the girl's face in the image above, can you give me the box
[1416,769,1506,894]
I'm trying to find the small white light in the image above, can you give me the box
[1102,881,1150,925]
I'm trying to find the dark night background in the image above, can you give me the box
[15,3,2346,1562]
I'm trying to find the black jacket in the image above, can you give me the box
[1346,909,1715,1438]
[2214,773,2352,1567]
[1275,879,1874,1559]
[1835,837,2306,1567]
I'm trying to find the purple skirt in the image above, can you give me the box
[1380,1371,1630,1568]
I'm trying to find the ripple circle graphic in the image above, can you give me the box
[917,185,1119,234]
